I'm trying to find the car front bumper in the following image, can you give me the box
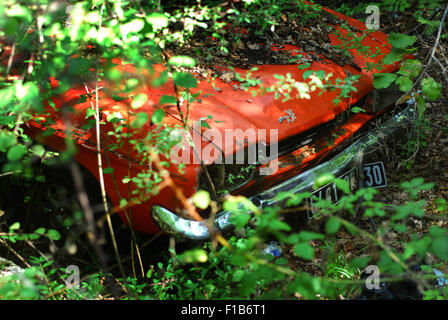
[151,105,416,240]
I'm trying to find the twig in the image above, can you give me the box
[0,171,20,178]
[90,3,126,280]
[0,239,31,268]
[396,4,448,106]
[397,122,420,170]
[6,42,16,75]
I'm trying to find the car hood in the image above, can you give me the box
[50,7,397,161]
[145,17,397,149]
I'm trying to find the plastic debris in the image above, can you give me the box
[263,241,282,257]
[0,257,25,278]
[433,268,448,287]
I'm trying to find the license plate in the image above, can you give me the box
[307,161,387,218]
[363,161,387,188]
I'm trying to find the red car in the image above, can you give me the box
[2,3,414,240]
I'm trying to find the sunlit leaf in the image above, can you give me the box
[146,13,169,31]
[169,56,196,67]
[131,94,148,109]
[192,190,210,209]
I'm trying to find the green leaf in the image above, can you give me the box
[31,145,45,157]
[298,231,325,241]
[393,223,407,233]
[173,72,197,89]
[269,219,291,232]
[131,94,148,109]
[351,107,365,113]
[47,229,61,241]
[416,16,440,34]
[111,94,128,102]
[131,112,149,129]
[240,273,257,296]
[103,167,114,174]
[416,95,426,117]
[351,256,371,268]
[0,86,16,109]
[43,128,56,137]
[383,48,404,65]
[179,249,208,264]
[314,70,326,79]
[169,56,196,68]
[7,144,26,161]
[398,59,422,78]
[200,120,211,129]
[421,77,442,101]
[146,13,169,31]
[120,19,145,38]
[230,212,251,229]
[16,82,39,102]
[314,173,335,189]
[284,192,312,207]
[298,63,311,70]
[9,222,20,231]
[34,227,46,235]
[335,178,350,194]
[293,242,314,260]
[4,18,18,36]
[431,234,448,260]
[388,32,417,49]
[373,73,397,89]
[120,198,128,208]
[151,109,165,124]
[325,216,341,234]
[27,233,40,240]
[231,254,247,267]
[0,132,16,152]
[159,95,177,105]
[192,190,210,209]
[303,70,314,79]
[396,76,413,92]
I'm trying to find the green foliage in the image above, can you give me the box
[0,0,447,301]
[421,77,442,101]
[0,222,61,243]
[144,176,445,300]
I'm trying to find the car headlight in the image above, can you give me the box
[363,82,404,113]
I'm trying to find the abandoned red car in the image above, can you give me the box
[1,3,415,240]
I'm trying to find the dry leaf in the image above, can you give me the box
[247,43,261,50]
[220,71,235,83]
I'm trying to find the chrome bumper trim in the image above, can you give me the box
[151,106,416,240]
